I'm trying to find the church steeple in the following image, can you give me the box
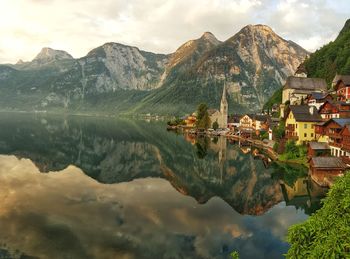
[220,82,228,113]
[220,82,228,128]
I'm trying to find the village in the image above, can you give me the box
[167,64,350,188]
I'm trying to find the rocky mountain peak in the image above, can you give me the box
[167,32,221,70]
[33,47,73,63]
[16,59,25,65]
[200,32,220,45]
[231,24,280,43]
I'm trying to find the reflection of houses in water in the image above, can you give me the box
[184,133,197,145]
[280,177,327,215]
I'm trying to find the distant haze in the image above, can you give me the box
[0,0,349,63]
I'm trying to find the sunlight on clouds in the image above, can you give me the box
[0,0,349,63]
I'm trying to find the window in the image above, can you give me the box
[311,133,314,137]
[304,124,307,129]
[304,133,307,137]
[296,124,298,128]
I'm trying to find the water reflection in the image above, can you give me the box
[0,155,306,259]
[0,113,327,259]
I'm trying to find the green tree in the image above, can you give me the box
[196,103,211,129]
[287,173,350,258]
[273,120,285,140]
[212,120,219,130]
[230,251,239,259]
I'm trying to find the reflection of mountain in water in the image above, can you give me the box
[0,113,323,215]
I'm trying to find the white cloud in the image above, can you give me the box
[0,0,349,63]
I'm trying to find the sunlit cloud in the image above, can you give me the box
[0,0,349,63]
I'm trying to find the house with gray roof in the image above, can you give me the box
[309,157,347,187]
[282,76,328,105]
[332,74,350,101]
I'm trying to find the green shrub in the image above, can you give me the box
[285,140,298,159]
[286,172,350,258]
[260,131,269,140]
[212,121,219,130]
[273,120,285,140]
[230,251,239,259]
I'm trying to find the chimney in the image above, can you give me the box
[309,106,314,115]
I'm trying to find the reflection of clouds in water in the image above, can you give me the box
[0,155,306,259]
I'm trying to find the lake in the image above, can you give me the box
[0,113,327,259]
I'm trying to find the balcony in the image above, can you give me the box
[286,124,295,131]
[342,143,350,152]
[286,132,298,140]
[328,132,342,139]
[315,128,325,135]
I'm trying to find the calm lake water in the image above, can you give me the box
[0,113,327,259]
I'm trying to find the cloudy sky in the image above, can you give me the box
[0,0,349,63]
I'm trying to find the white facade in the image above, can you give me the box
[210,84,228,129]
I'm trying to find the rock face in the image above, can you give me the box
[33,47,74,63]
[197,24,308,107]
[79,43,169,91]
[166,32,221,75]
[0,24,308,114]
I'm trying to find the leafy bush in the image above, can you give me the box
[212,121,219,130]
[273,120,285,140]
[285,140,299,159]
[260,131,269,140]
[167,117,185,126]
[230,251,239,259]
[287,172,350,258]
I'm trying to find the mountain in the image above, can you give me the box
[164,32,221,78]
[0,24,308,115]
[133,25,308,114]
[304,19,350,85]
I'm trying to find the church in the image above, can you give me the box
[208,84,228,129]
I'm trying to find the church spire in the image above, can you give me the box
[220,82,228,128]
[221,82,227,102]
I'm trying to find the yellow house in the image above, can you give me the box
[285,105,323,145]
[184,113,197,127]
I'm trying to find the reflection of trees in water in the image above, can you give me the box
[0,113,325,216]
[270,162,308,187]
[195,137,209,159]
[270,162,327,216]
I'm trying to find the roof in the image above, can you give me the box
[311,157,346,169]
[283,76,327,91]
[333,75,350,86]
[241,114,255,119]
[307,92,331,100]
[254,114,270,122]
[228,114,241,123]
[208,109,219,116]
[319,100,350,113]
[288,105,323,122]
[309,142,330,150]
[330,118,350,127]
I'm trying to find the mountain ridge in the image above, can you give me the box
[0,23,308,115]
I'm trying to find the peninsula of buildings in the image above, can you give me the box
[168,65,350,188]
